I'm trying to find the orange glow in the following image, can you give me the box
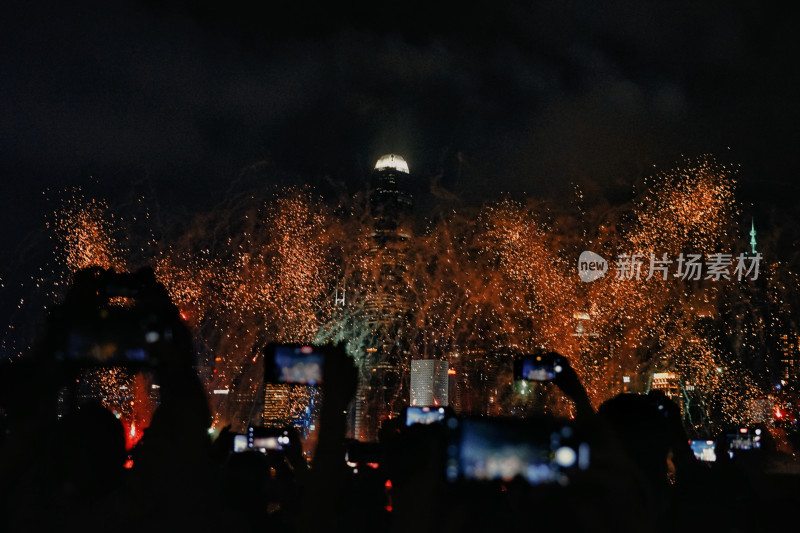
[37,158,777,432]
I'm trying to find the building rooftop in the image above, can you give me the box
[374,154,409,174]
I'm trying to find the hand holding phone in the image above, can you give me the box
[513,352,595,419]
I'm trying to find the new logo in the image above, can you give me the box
[578,251,608,282]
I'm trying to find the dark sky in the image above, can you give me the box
[1,1,799,278]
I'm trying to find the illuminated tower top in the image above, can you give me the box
[750,218,757,255]
[370,153,413,241]
[375,154,409,174]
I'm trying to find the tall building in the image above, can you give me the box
[370,154,413,243]
[410,359,449,407]
[779,333,799,387]
[354,154,414,441]
[364,153,413,328]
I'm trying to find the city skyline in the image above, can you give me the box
[2,1,800,443]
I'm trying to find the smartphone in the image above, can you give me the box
[725,427,762,458]
[234,427,292,453]
[52,268,181,368]
[689,440,717,462]
[513,352,565,382]
[446,416,590,486]
[405,406,446,426]
[60,309,160,366]
[264,344,326,385]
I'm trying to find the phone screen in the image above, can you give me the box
[234,428,291,453]
[405,406,446,426]
[59,306,160,366]
[689,440,717,462]
[233,434,249,452]
[265,344,325,385]
[514,353,563,381]
[446,417,590,485]
[727,428,762,451]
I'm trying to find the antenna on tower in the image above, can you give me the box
[334,284,346,307]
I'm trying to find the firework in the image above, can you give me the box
[6,156,796,435]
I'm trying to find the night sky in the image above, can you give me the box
[2,0,799,329]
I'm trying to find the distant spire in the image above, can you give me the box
[750,218,757,255]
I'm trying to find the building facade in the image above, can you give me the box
[410,359,449,407]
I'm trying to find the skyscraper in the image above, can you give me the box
[364,154,413,329]
[410,359,449,407]
[370,154,413,245]
[779,333,799,387]
[354,154,414,441]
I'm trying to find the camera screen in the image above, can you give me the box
[63,329,153,365]
[234,429,291,453]
[514,354,563,382]
[406,406,446,426]
[233,434,249,452]
[521,359,556,381]
[690,440,717,462]
[268,345,324,385]
[447,418,590,485]
[727,428,762,451]
[252,437,283,451]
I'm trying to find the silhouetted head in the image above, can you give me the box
[57,401,127,496]
[597,393,678,486]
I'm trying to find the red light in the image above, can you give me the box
[384,505,392,513]
[447,369,456,375]
[776,408,783,419]
[300,346,313,354]
[366,462,380,469]
[179,311,188,321]
[213,369,217,373]
[384,479,392,489]
[124,459,134,469]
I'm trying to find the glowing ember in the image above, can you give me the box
[6,156,797,435]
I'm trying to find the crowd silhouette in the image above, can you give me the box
[2,267,799,532]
